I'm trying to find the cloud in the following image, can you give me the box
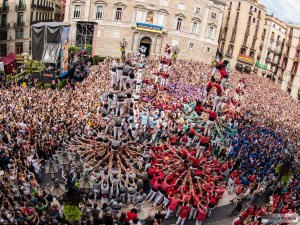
[260,0,300,25]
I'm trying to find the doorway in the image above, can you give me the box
[139,37,152,56]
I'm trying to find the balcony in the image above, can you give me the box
[0,6,9,13]
[297,45,300,51]
[238,54,254,65]
[276,40,282,46]
[259,43,263,50]
[237,7,241,11]
[294,57,299,63]
[262,35,265,40]
[15,4,26,11]
[14,22,25,28]
[0,23,9,30]
[270,37,275,43]
[286,40,291,47]
[32,4,54,11]
[249,9,253,15]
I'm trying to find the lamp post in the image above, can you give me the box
[120,38,128,60]
[45,151,94,204]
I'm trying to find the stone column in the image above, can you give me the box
[84,0,91,21]
[64,0,70,22]
[152,35,157,55]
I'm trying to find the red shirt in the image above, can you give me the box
[196,208,207,221]
[189,156,201,167]
[170,136,178,144]
[206,81,213,90]
[168,197,181,210]
[179,205,190,218]
[161,180,173,191]
[195,105,205,113]
[213,83,223,95]
[152,181,162,190]
[125,211,137,222]
[208,110,217,119]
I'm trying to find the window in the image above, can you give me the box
[208,26,214,39]
[15,29,24,39]
[17,12,24,24]
[115,7,123,21]
[254,8,257,13]
[211,12,217,19]
[146,11,154,24]
[206,47,211,53]
[159,0,168,6]
[112,30,120,38]
[15,42,23,54]
[191,21,198,34]
[253,18,255,23]
[195,7,201,15]
[73,5,81,18]
[188,43,194,49]
[95,5,104,20]
[0,44,7,56]
[156,13,165,26]
[237,2,241,10]
[135,10,144,23]
[178,2,186,10]
[176,17,183,31]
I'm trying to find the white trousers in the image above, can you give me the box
[204,120,215,136]
[189,207,198,220]
[176,216,186,225]
[213,95,222,112]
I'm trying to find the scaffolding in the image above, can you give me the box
[76,21,97,47]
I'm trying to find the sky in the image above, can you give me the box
[260,0,300,25]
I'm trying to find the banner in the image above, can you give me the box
[136,22,163,34]
[255,61,268,70]
[60,26,70,77]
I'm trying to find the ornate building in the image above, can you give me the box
[64,0,226,62]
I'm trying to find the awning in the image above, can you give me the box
[0,52,17,65]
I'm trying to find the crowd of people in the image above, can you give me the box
[0,44,299,225]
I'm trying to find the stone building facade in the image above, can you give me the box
[219,0,266,71]
[0,0,60,56]
[280,25,300,101]
[255,15,287,81]
[64,0,226,63]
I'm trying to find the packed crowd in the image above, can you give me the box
[0,45,299,225]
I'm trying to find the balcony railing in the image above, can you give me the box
[286,40,291,47]
[238,54,254,65]
[31,4,54,11]
[14,22,25,28]
[270,37,275,43]
[0,23,9,29]
[0,6,9,13]
[15,4,26,11]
